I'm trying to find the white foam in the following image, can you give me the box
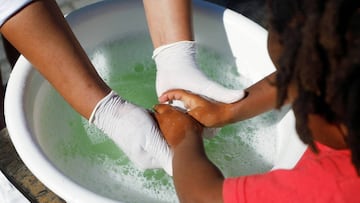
[33,35,283,202]
[81,117,107,144]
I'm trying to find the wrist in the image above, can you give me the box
[223,103,238,124]
[152,41,197,72]
[173,129,203,152]
[89,90,120,123]
[152,40,196,59]
[209,103,235,127]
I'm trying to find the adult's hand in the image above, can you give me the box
[153,41,245,104]
[90,91,173,175]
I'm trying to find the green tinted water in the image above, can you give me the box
[35,34,282,203]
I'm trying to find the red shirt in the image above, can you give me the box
[223,142,360,203]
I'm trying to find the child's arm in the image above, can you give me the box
[159,72,282,127]
[154,104,224,203]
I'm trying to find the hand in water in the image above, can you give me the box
[90,91,173,175]
[154,104,203,148]
[153,41,245,104]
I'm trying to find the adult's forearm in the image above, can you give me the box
[173,132,224,203]
[143,0,193,48]
[0,0,110,119]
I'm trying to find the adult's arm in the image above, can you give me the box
[143,0,193,48]
[0,0,173,174]
[1,0,110,119]
[142,0,245,103]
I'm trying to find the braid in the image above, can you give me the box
[268,0,302,108]
[328,3,360,171]
[269,0,360,171]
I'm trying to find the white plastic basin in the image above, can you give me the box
[4,0,307,202]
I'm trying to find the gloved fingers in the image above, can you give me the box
[90,91,174,175]
[140,154,173,176]
[198,82,245,104]
[162,156,173,176]
[129,150,157,170]
[137,109,174,175]
[153,40,245,104]
[130,147,173,176]
[156,70,245,104]
[139,158,173,176]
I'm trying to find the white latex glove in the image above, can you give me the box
[89,91,173,175]
[153,41,245,103]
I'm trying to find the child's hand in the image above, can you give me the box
[154,104,203,148]
[159,89,233,127]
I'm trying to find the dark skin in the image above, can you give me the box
[154,104,224,203]
[158,72,278,127]
[154,28,348,202]
[0,0,111,119]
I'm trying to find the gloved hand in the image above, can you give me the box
[89,91,173,175]
[153,41,245,104]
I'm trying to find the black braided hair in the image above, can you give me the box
[268,0,360,172]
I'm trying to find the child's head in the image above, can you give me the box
[267,0,360,171]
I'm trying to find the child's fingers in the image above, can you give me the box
[159,89,196,104]
[158,89,184,103]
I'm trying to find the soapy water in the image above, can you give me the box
[33,33,284,202]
